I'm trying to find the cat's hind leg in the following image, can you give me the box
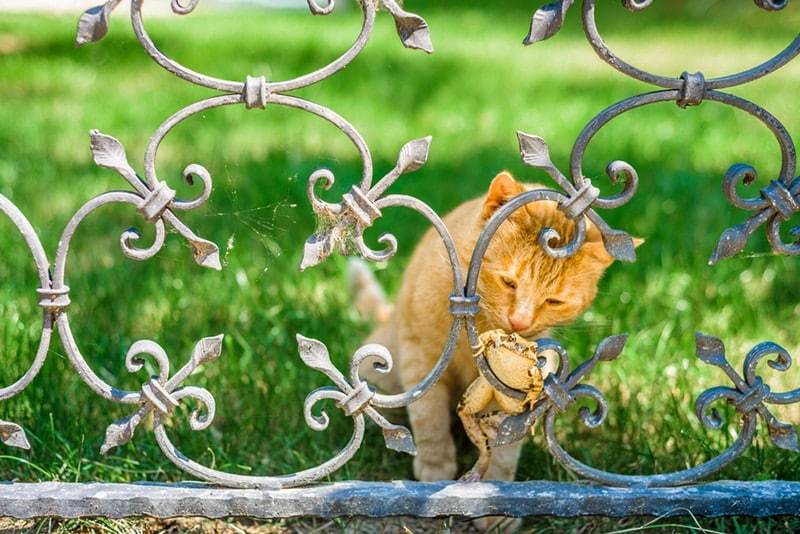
[359,321,403,394]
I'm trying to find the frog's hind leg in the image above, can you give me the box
[477,410,506,443]
[459,409,507,482]
[457,378,496,482]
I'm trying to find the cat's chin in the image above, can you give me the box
[478,325,541,341]
[502,325,547,340]
[516,328,544,340]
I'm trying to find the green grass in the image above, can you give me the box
[2,1,800,532]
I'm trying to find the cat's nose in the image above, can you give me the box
[508,315,531,333]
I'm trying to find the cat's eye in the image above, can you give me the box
[545,298,564,306]
[501,276,517,289]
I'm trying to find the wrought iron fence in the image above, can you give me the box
[1,0,800,525]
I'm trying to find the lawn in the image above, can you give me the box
[1,0,800,531]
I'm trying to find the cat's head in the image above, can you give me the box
[476,171,642,338]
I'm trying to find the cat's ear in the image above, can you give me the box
[482,171,526,219]
[581,241,615,270]
[582,235,645,270]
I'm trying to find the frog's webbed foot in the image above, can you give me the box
[459,457,488,482]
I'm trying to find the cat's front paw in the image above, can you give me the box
[413,457,458,481]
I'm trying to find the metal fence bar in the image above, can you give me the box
[2,480,800,519]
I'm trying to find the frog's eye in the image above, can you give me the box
[501,276,517,289]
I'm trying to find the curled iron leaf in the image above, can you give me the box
[307,0,335,16]
[171,0,201,15]
[189,238,222,270]
[742,341,792,386]
[0,421,31,450]
[721,163,762,211]
[695,333,728,368]
[170,386,217,431]
[517,131,555,170]
[494,409,538,446]
[382,424,416,455]
[598,160,639,209]
[594,334,629,362]
[101,414,139,453]
[382,0,434,53]
[524,0,575,46]
[354,232,398,264]
[621,0,654,11]
[75,1,117,47]
[694,386,736,430]
[709,223,751,264]
[119,221,166,263]
[393,14,433,53]
[172,164,214,211]
[303,387,338,431]
[601,230,638,263]
[571,385,608,428]
[306,169,340,215]
[396,136,431,174]
[191,334,225,366]
[126,339,170,378]
[297,334,334,374]
[300,229,337,271]
[351,343,394,385]
[90,130,135,177]
[754,0,788,11]
[767,420,799,452]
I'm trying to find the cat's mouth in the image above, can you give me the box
[508,325,546,340]
[477,314,546,340]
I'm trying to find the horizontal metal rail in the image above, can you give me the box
[2,480,800,519]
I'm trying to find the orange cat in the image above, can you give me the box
[353,171,636,482]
